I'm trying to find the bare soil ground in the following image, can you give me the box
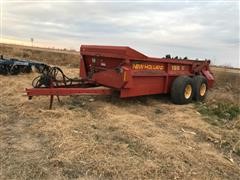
[0,44,240,179]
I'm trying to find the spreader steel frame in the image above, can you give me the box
[26,45,214,108]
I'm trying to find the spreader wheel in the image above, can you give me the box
[171,76,194,104]
[193,75,208,101]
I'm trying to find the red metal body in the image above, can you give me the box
[79,45,214,97]
[26,45,214,108]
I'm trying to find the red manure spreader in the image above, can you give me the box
[26,45,214,109]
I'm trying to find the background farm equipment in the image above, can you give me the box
[0,55,49,75]
[26,45,215,108]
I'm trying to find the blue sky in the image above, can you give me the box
[1,0,239,67]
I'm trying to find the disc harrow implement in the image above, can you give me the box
[0,55,49,75]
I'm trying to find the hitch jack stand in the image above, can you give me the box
[49,95,61,109]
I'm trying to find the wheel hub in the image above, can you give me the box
[200,83,207,96]
[184,84,192,99]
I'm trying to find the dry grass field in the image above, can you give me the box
[0,43,79,67]
[0,44,240,179]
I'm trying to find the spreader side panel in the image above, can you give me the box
[120,76,166,97]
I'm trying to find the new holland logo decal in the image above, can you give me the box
[132,63,164,71]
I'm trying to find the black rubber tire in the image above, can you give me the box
[171,76,194,104]
[193,75,208,101]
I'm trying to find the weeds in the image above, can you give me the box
[197,102,240,125]
[236,149,240,156]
